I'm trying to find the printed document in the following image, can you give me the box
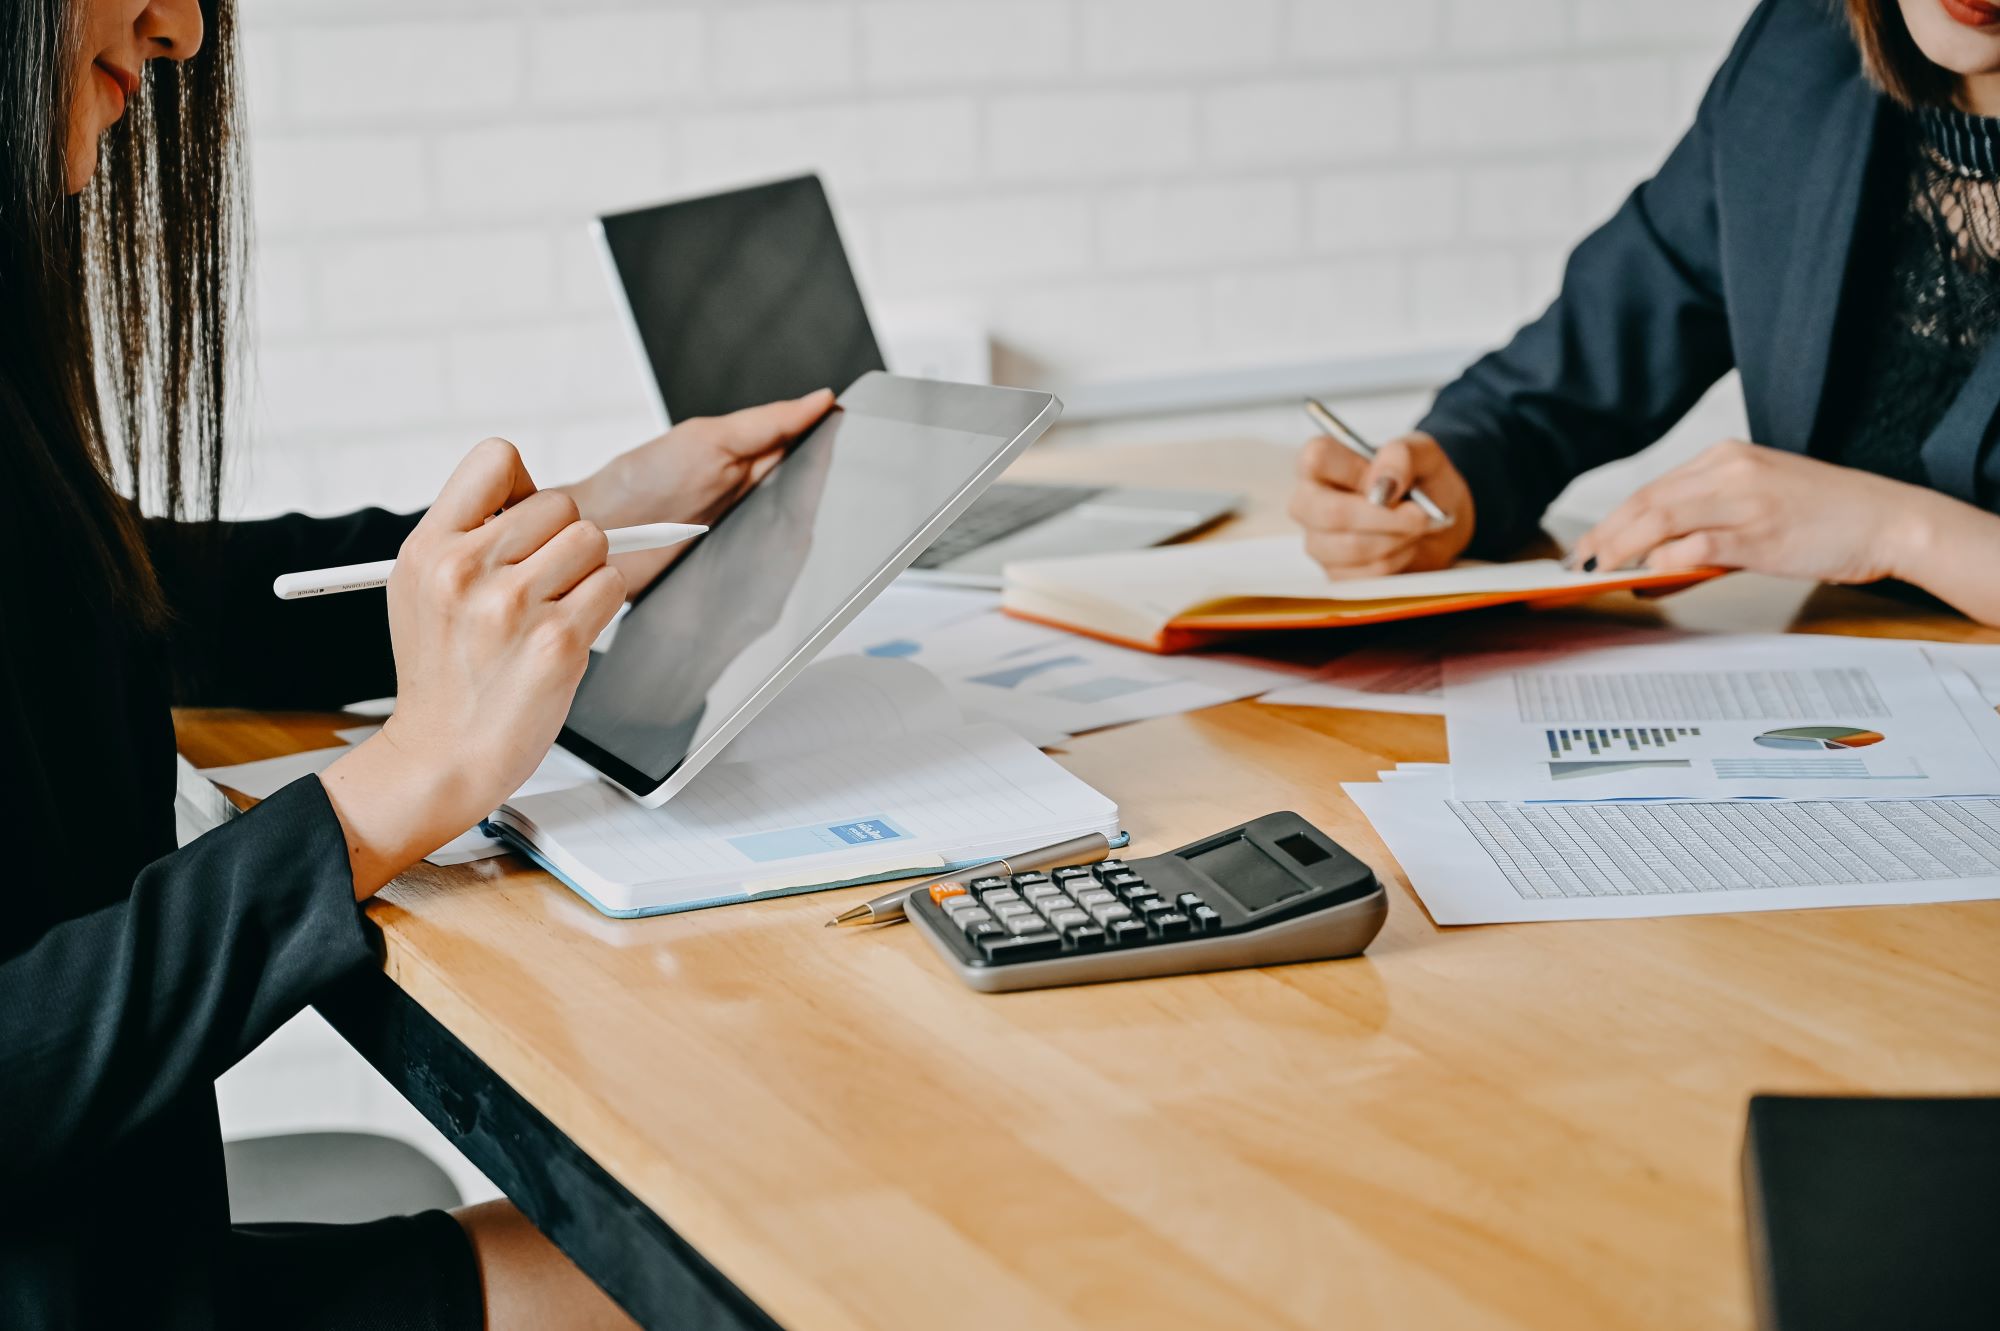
[1347,769,2000,923]
[1443,636,2000,802]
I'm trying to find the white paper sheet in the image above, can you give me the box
[816,583,1001,660]
[1347,770,2000,924]
[198,746,349,799]
[1443,635,2000,802]
[831,609,1308,741]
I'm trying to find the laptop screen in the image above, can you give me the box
[599,175,887,423]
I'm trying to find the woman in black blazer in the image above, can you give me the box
[1,2,828,1328]
[1293,0,2000,626]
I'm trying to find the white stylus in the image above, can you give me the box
[271,521,708,600]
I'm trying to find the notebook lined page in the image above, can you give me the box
[503,723,1115,902]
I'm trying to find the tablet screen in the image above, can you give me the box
[558,378,1046,800]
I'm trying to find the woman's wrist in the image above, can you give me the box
[556,452,642,531]
[1884,484,1968,589]
[319,730,480,899]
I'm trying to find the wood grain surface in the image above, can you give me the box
[177,439,2000,1331]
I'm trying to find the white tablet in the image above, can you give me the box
[558,373,1061,806]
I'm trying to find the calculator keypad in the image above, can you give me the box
[944,863,1226,964]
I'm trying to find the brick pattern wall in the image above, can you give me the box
[231,0,1751,515]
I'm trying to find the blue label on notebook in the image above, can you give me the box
[727,815,910,863]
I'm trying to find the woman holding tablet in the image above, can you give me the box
[1292,0,2000,627]
[0,2,829,1327]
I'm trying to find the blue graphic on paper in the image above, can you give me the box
[1050,676,1160,704]
[969,654,1086,690]
[864,638,922,659]
[727,815,911,863]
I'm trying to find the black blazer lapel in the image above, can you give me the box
[1918,335,2000,505]
[1763,78,1884,455]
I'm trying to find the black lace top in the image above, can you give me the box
[1819,106,2000,483]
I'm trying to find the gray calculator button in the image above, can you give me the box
[956,909,994,927]
[1013,871,1051,886]
[1005,915,1046,935]
[1152,911,1193,937]
[1024,883,1065,900]
[1090,903,1132,924]
[1053,866,1093,881]
[993,903,1036,922]
[984,888,1023,905]
[1076,888,1117,907]
[1106,919,1147,945]
[1046,909,1090,930]
[1095,860,1129,876]
[1134,897,1170,918]
[1192,905,1222,932]
[942,895,982,913]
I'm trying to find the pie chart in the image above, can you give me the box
[1754,726,1887,751]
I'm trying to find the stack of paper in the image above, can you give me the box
[1343,634,2000,924]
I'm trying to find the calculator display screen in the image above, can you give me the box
[1185,837,1304,913]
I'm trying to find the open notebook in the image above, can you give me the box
[486,656,1121,917]
[1002,535,1719,653]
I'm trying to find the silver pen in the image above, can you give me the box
[1303,397,1453,529]
[824,833,1112,927]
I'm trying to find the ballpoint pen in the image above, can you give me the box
[824,833,1113,927]
[1303,397,1453,529]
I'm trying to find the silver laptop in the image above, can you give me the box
[596,175,1237,589]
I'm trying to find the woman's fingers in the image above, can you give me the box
[516,518,612,603]
[1364,436,1415,507]
[1641,530,1734,572]
[1289,478,1434,537]
[425,437,538,533]
[710,388,835,459]
[1305,530,1417,579]
[1301,528,1425,570]
[557,563,628,643]
[1298,435,1370,490]
[485,489,585,565]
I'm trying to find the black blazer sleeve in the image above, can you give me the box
[146,508,422,709]
[0,776,376,1190]
[1417,2,1779,557]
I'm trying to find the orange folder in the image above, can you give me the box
[1000,535,1721,654]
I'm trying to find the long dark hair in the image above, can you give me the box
[1847,0,1957,109]
[0,0,241,622]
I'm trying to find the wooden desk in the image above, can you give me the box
[178,440,2000,1331]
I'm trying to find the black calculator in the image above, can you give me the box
[905,812,1388,992]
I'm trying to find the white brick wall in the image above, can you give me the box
[230,0,1750,517]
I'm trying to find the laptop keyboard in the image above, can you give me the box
[912,482,1107,569]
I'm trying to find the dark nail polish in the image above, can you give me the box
[1581,556,1598,573]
